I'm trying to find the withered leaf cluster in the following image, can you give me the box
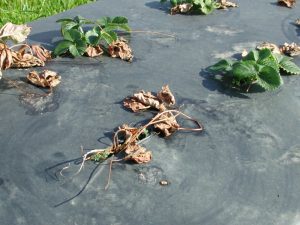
[0,43,13,70]
[124,85,180,137]
[27,70,61,88]
[108,38,133,62]
[278,0,296,8]
[280,42,300,56]
[256,42,281,54]
[0,22,31,43]
[85,45,104,57]
[171,3,193,15]
[217,0,238,9]
[124,85,175,113]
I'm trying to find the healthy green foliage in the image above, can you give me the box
[54,15,130,57]
[209,48,300,91]
[161,0,220,15]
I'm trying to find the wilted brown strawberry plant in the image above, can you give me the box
[70,85,203,190]
[54,16,133,62]
[0,22,60,92]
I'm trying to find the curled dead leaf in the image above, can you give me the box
[256,42,281,54]
[278,0,296,8]
[154,111,180,137]
[85,45,103,57]
[296,19,300,25]
[126,145,152,164]
[124,91,162,112]
[11,46,44,68]
[31,45,52,62]
[108,38,133,62]
[171,3,193,15]
[280,42,300,56]
[27,70,61,88]
[157,85,176,106]
[218,0,238,9]
[0,43,13,70]
[0,22,31,43]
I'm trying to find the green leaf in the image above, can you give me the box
[279,59,300,75]
[100,30,115,44]
[74,39,87,55]
[256,66,283,90]
[73,15,92,24]
[257,49,279,72]
[232,60,258,81]
[61,21,79,31]
[243,50,259,61]
[85,29,100,45]
[96,17,112,26]
[105,23,131,32]
[69,44,81,57]
[63,29,82,42]
[208,59,233,72]
[112,16,128,24]
[53,40,73,56]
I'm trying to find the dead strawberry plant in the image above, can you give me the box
[160,0,237,15]
[54,16,133,62]
[65,85,203,190]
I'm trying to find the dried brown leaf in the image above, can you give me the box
[171,3,193,15]
[11,46,44,68]
[85,45,103,57]
[218,0,238,9]
[123,91,163,112]
[126,145,152,164]
[0,22,31,43]
[256,42,281,54]
[157,85,176,106]
[278,0,296,8]
[280,42,300,56]
[31,45,52,62]
[108,38,133,62]
[27,70,61,88]
[0,43,13,70]
[154,112,180,137]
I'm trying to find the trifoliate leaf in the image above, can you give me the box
[208,59,233,72]
[257,48,279,72]
[279,59,300,75]
[256,66,283,90]
[232,60,258,81]
[53,40,73,56]
[63,29,82,42]
[0,22,31,43]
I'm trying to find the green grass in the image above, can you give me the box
[0,0,95,26]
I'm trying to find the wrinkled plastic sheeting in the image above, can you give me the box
[0,0,300,225]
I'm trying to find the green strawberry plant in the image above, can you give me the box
[209,48,300,91]
[53,15,131,57]
[160,0,220,15]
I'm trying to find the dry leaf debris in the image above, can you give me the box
[171,3,193,15]
[217,0,238,9]
[296,19,300,25]
[0,22,31,43]
[85,45,104,57]
[277,0,296,8]
[11,46,44,68]
[256,42,281,54]
[108,38,133,62]
[280,42,300,56]
[31,45,52,62]
[123,85,175,112]
[27,70,61,88]
[0,43,13,70]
